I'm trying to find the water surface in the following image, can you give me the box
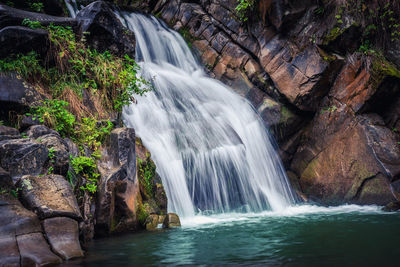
[62,205,400,266]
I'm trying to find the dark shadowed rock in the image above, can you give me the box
[163,213,181,228]
[18,174,82,220]
[0,125,20,141]
[0,138,48,180]
[43,0,66,16]
[0,4,76,29]
[76,1,136,57]
[26,125,58,139]
[0,72,43,121]
[0,26,48,59]
[35,133,70,175]
[43,217,84,260]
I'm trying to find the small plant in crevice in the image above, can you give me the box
[235,0,255,22]
[48,147,56,174]
[71,156,100,195]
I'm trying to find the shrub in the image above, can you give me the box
[28,99,76,137]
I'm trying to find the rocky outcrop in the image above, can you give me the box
[0,170,63,266]
[43,217,84,260]
[290,57,400,204]
[96,127,141,235]
[142,0,400,206]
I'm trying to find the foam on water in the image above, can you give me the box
[180,204,385,228]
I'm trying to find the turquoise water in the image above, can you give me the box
[63,205,400,267]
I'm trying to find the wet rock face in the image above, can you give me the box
[163,213,181,228]
[76,1,136,57]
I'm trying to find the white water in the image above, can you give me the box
[119,13,296,218]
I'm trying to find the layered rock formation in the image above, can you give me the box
[142,0,400,205]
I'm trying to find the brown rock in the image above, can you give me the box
[96,128,140,235]
[163,213,181,228]
[145,214,159,231]
[18,174,82,220]
[291,110,400,205]
[43,217,84,260]
[17,233,62,266]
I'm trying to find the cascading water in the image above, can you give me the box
[118,13,297,218]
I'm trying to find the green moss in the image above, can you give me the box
[323,27,343,45]
[136,201,149,227]
[279,105,294,125]
[370,55,400,89]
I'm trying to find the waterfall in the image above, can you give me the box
[118,13,296,217]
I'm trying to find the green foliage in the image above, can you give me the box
[29,1,44,12]
[0,51,45,80]
[137,154,156,197]
[136,202,149,226]
[28,99,76,137]
[7,19,150,115]
[71,156,100,194]
[235,0,254,22]
[73,118,113,151]
[178,27,193,49]
[321,105,338,114]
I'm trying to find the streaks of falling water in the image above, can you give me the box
[118,12,297,217]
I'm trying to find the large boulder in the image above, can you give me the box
[43,217,84,260]
[0,137,48,180]
[0,26,48,59]
[18,174,82,220]
[76,1,136,57]
[0,72,43,122]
